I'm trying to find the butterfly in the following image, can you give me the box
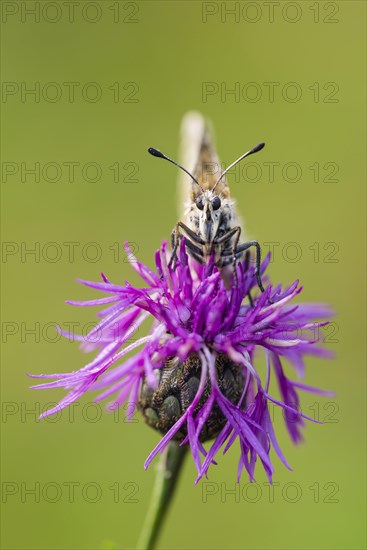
[148,112,267,297]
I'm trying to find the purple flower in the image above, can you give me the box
[30,240,334,483]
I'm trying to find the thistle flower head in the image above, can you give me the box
[30,240,333,483]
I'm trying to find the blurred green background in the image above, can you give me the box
[1,1,366,549]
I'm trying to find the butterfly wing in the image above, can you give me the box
[177,112,231,217]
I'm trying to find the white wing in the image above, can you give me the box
[177,111,229,218]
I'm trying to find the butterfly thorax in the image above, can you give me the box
[184,191,238,261]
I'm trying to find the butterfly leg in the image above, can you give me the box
[214,226,242,286]
[244,250,254,307]
[185,239,204,264]
[169,224,180,270]
[168,222,205,269]
[234,240,273,302]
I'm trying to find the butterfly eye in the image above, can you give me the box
[196,197,204,210]
[212,196,221,210]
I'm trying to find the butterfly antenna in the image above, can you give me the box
[148,147,204,193]
[212,142,265,192]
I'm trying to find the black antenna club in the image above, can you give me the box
[148,147,204,192]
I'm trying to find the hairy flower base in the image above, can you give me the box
[29,240,334,483]
[138,353,246,441]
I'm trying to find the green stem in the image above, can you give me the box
[136,441,187,550]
